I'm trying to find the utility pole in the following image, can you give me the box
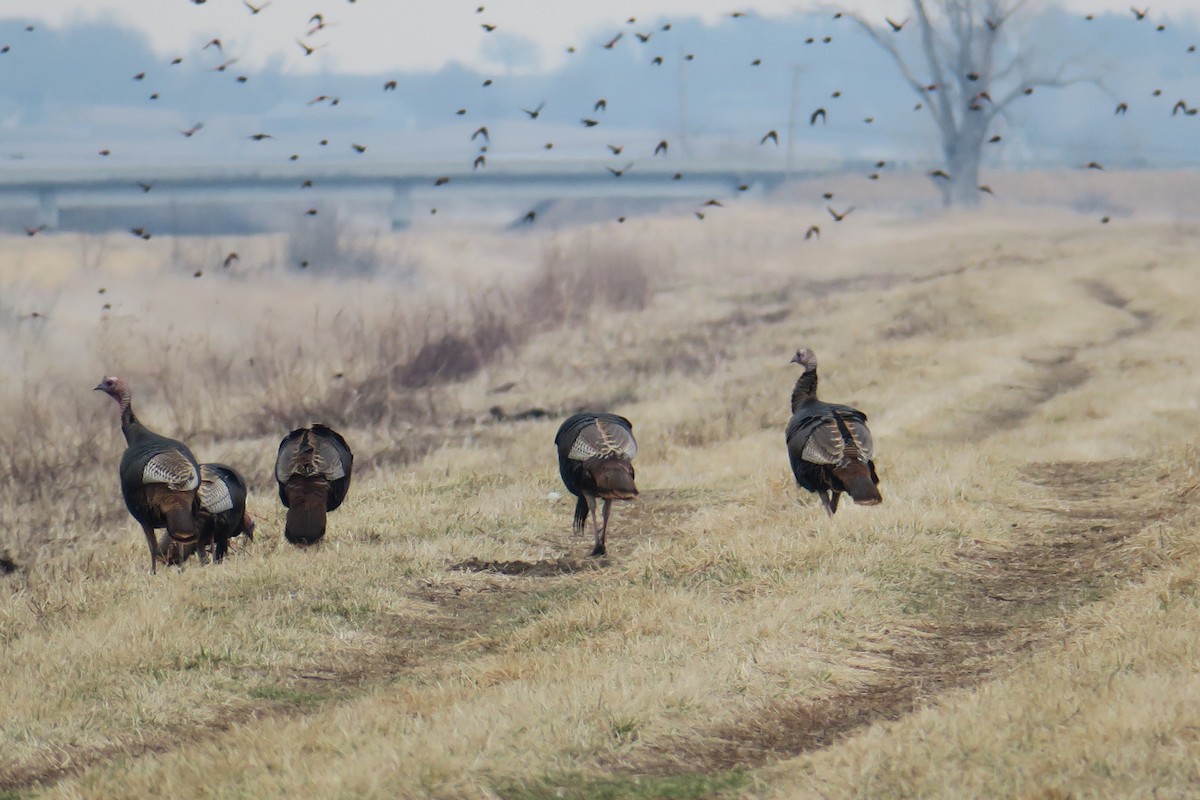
[786,64,801,177]
[678,49,690,158]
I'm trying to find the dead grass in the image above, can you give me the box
[627,451,1198,778]
[1,196,1200,798]
[0,227,664,569]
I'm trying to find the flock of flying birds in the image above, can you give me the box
[8,1,1198,301]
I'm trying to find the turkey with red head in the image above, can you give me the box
[275,424,353,546]
[95,376,200,573]
[555,412,638,557]
[785,348,882,515]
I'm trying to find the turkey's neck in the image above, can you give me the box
[790,368,818,413]
[117,389,143,443]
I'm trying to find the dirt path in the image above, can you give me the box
[618,456,1188,776]
[589,275,1182,778]
[3,553,609,792]
[0,489,705,794]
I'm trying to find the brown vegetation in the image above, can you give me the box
[2,200,1200,799]
[0,229,661,569]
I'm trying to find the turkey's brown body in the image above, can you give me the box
[275,424,353,546]
[785,349,882,515]
[555,412,638,556]
[97,376,201,574]
[282,476,333,546]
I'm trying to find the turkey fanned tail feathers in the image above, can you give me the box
[275,424,353,546]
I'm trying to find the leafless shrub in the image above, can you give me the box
[0,371,116,567]
[397,294,516,389]
[284,211,415,279]
[298,235,664,426]
[0,377,104,505]
[525,236,657,325]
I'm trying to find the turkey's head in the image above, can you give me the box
[240,512,256,542]
[790,348,818,371]
[94,375,129,405]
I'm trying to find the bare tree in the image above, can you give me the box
[846,0,1092,207]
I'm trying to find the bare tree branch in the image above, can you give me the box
[990,71,1099,118]
[951,0,976,112]
[841,12,955,141]
[990,0,1029,30]
[913,0,958,135]
[989,52,1024,85]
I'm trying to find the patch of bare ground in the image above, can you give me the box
[958,459,1169,607]
[621,456,1191,776]
[947,278,1155,442]
[451,556,605,576]
[1,705,276,793]
[967,349,1092,434]
[1076,277,1158,336]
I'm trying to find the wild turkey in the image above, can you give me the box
[554,412,638,556]
[275,424,353,546]
[95,376,200,574]
[159,463,255,565]
[785,348,882,515]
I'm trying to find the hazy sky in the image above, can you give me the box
[2,0,1196,75]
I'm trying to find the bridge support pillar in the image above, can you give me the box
[389,184,412,231]
[36,190,60,230]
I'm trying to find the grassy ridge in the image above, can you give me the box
[1,207,1199,797]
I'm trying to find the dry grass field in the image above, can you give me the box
[2,191,1200,799]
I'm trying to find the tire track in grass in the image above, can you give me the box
[622,455,1191,776]
[0,587,499,792]
[0,490,710,794]
[604,278,1172,777]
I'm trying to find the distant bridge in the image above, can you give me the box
[0,160,820,232]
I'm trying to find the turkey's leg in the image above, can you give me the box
[830,491,841,514]
[592,499,612,557]
[817,490,836,517]
[583,494,600,556]
[142,524,160,575]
